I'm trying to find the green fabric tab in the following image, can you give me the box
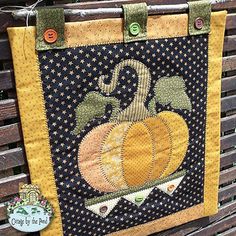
[188,0,211,36]
[36,8,65,51]
[122,3,148,43]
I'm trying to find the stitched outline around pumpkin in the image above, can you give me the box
[156,114,174,178]
[120,121,144,189]
[85,169,186,206]
[78,122,117,192]
[121,121,154,187]
[142,117,172,181]
[139,121,156,184]
[99,122,131,190]
[158,111,189,178]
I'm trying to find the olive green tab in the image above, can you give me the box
[188,0,211,36]
[122,3,148,43]
[36,8,65,51]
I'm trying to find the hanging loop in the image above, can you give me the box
[187,0,211,36]
[36,8,65,51]
[122,3,148,43]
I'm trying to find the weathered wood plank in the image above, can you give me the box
[221,95,236,113]
[210,201,236,222]
[224,35,236,52]
[0,70,14,90]
[220,227,236,236]
[226,13,236,30]
[221,114,236,132]
[221,149,236,169]
[221,132,236,151]
[61,0,236,11]
[0,147,25,171]
[188,213,236,236]
[219,183,236,201]
[0,173,29,198]
[0,203,6,221]
[220,166,236,185]
[0,99,18,121]
[0,0,33,4]
[0,123,22,147]
[222,75,236,93]
[0,12,25,33]
[0,223,26,236]
[0,38,11,61]
[222,55,236,72]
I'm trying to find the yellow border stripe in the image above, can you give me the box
[65,14,188,47]
[7,27,63,236]
[204,11,227,215]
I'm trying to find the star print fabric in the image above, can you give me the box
[38,36,208,235]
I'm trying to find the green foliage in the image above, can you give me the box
[73,92,120,134]
[153,76,192,111]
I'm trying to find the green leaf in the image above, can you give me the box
[153,76,192,111]
[73,92,120,135]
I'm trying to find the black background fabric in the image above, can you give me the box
[39,35,208,236]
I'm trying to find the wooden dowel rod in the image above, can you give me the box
[11,0,224,19]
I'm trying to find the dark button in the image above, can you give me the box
[99,205,108,214]
[43,29,58,44]
[194,17,204,30]
[129,22,141,36]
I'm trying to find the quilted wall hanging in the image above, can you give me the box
[7,1,227,235]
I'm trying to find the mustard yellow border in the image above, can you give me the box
[204,11,226,215]
[7,28,63,236]
[7,11,226,236]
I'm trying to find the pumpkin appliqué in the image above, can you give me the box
[74,59,191,193]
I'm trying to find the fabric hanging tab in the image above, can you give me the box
[122,3,148,43]
[36,8,65,51]
[187,0,211,36]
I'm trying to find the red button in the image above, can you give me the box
[194,17,204,30]
[43,29,58,44]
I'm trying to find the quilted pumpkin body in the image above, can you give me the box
[78,111,189,192]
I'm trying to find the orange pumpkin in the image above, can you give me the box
[78,111,189,192]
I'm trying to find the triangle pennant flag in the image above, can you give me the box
[123,187,154,206]
[156,176,185,196]
[86,198,120,218]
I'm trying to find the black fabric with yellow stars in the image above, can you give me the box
[39,35,208,236]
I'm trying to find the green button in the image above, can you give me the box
[129,22,141,36]
[135,195,144,203]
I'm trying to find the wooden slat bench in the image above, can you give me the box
[0,0,236,235]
